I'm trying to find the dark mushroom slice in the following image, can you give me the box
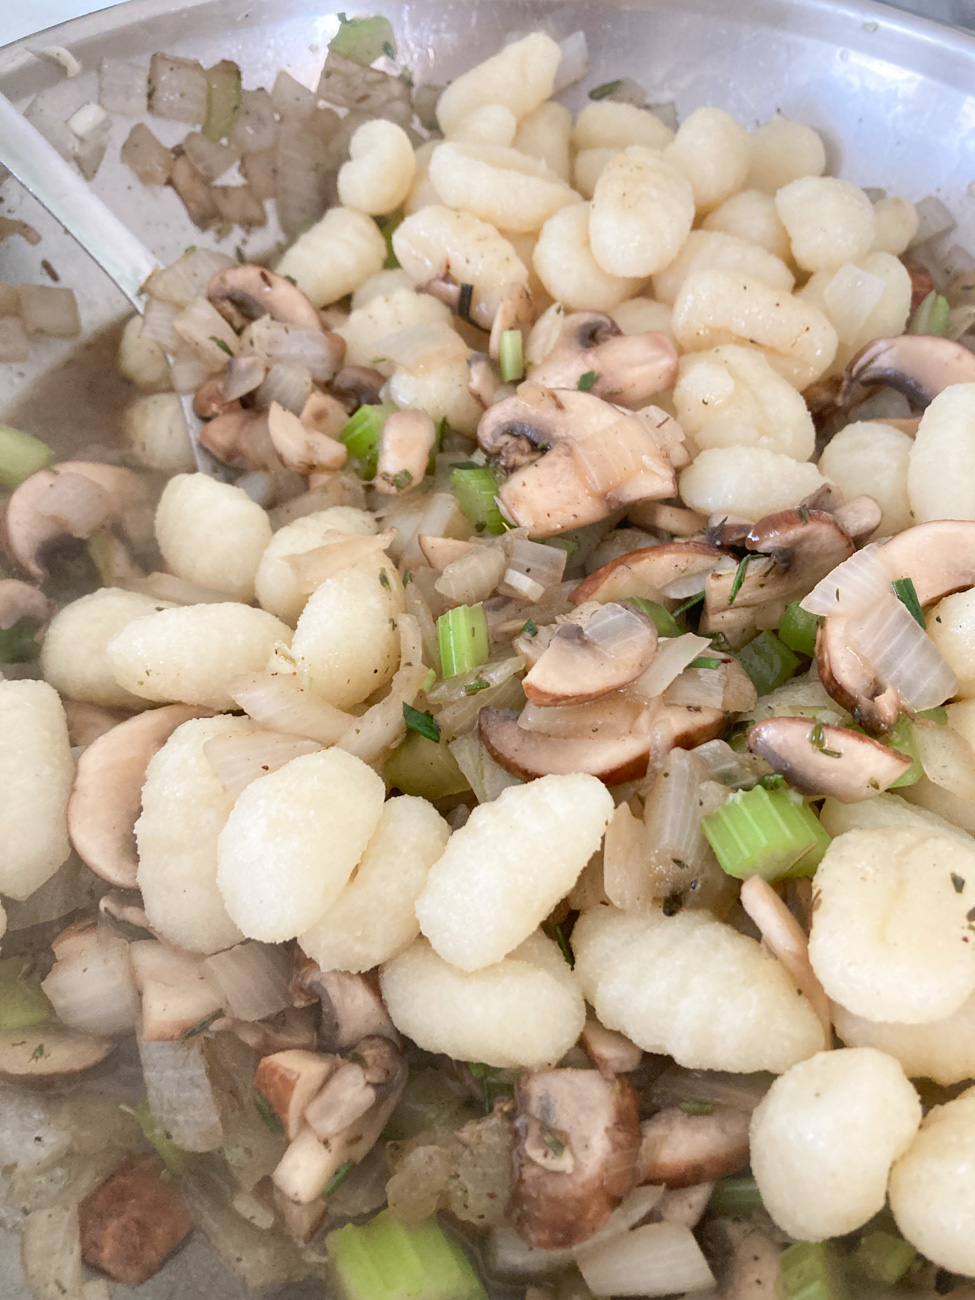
[815,615,901,735]
[99,889,157,938]
[831,494,883,543]
[523,602,658,707]
[68,704,208,890]
[211,1007,318,1055]
[79,1152,192,1286]
[254,1048,337,1140]
[207,264,325,332]
[509,1067,641,1250]
[637,1104,751,1189]
[329,365,386,413]
[0,1024,115,1087]
[374,409,437,495]
[199,408,280,471]
[193,377,239,420]
[290,957,399,1052]
[581,1017,643,1077]
[528,311,679,408]
[572,542,726,607]
[747,716,911,803]
[841,335,975,410]
[878,518,975,606]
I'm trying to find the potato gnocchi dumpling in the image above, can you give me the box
[908,383,975,525]
[275,206,387,308]
[833,995,975,1087]
[434,32,562,136]
[589,146,696,279]
[679,446,827,522]
[254,506,377,625]
[154,473,272,603]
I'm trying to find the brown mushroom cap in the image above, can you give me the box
[290,958,399,1052]
[747,716,911,802]
[254,1048,337,1141]
[528,312,679,409]
[509,1067,641,1250]
[572,542,726,606]
[79,1153,192,1286]
[841,334,975,410]
[815,615,901,734]
[207,265,324,331]
[878,519,975,606]
[581,1017,644,1077]
[267,400,348,475]
[637,1104,751,1189]
[374,408,437,495]
[329,365,386,412]
[0,578,53,631]
[199,407,279,471]
[193,377,239,420]
[523,603,658,707]
[0,1024,114,1086]
[705,510,854,613]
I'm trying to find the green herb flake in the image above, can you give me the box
[328,12,398,66]
[209,335,233,357]
[541,1130,565,1157]
[324,1159,355,1197]
[689,656,722,670]
[391,469,413,491]
[254,1091,284,1134]
[952,873,966,894]
[31,1043,45,1061]
[463,678,490,696]
[283,274,298,285]
[728,554,755,605]
[403,702,440,743]
[521,618,538,639]
[679,1100,713,1116]
[893,576,926,629]
[577,370,599,391]
[759,773,785,791]
[378,569,391,590]
[672,591,705,618]
[182,1009,222,1039]
[809,721,842,759]
[553,922,574,968]
[589,79,622,100]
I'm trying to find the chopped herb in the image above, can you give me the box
[541,1130,565,1157]
[798,503,810,523]
[381,40,395,58]
[235,244,246,264]
[893,576,926,629]
[728,553,755,605]
[402,569,413,586]
[463,678,490,696]
[254,1091,284,1134]
[809,721,842,758]
[31,1042,45,1060]
[324,1159,355,1197]
[952,873,966,894]
[662,892,683,916]
[626,597,682,638]
[183,1009,222,1038]
[672,591,705,618]
[184,244,197,254]
[689,656,722,670]
[403,702,440,743]
[577,369,599,391]
[379,569,391,589]
[521,618,538,639]
[589,79,622,100]
[329,12,397,66]
[283,273,298,285]
[391,469,413,490]
[759,773,785,791]
[679,1100,713,1116]
[209,335,234,357]
[468,1062,516,1113]
[553,922,574,967]
[457,282,474,322]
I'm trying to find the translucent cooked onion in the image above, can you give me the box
[285,531,393,593]
[694,738,760,789]
[604,801,653,912]
[335,613,428,763]
[576,1222,715,1297]
[138,1035,223,1152]
[168,347,211,394]
[203,941,293,1022]
[141,297,181,351]
[432,669,524,739]
[223,353,268,400]
[499,537,567,602]
[847,593,958,711]
[664,658,756,713]
[428,655,523,707]
[631,633,711,700]
[41,926,140,1037]
[173,295,239,369]
[448,733,521,804]
[800,542,891,617]
[517,695,650,740]
[246,317,339,383]
[554,29,589,91]
[146,247,235,307]
[255,361,313,414]
[572,416,652,495]
[98,58,148,115]
[21,1205,83,1300]
[435,544,507,606]
[739,875,831,1040]
[911,194,957,247]
[643,747,713,889]
[229,667,354,744]
[650,1063,774,1112]
[375,321,469,376]
[823,262,885,345]
[202,730,322,799]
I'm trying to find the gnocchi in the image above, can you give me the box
[817,421,913,538]
[154,473,272,603]
[337,119,416,215]
[429,142,577,234]
[679,446,827,522]
[663,106,751,213]
[589,147,696,279]
[532,203,646,312]
[434,32,563,137]
[908,383,975,524]
[276,206,387,308]
[746,114,826,194]
[254,506,377,625]
[775,176,876,273]
[651,229,794,307]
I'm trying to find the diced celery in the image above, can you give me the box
[852,1229,917,1285]
[702,784,831,881]
[0,423,53,488]
[918,705,947,725]
[908,289,951,338]
[126,1097,189,1173]
[884,716,923,788]
[708,1174,765,1217]
[498,329,524,383]
[384,730,470,800]
[329,13,398,65]
[0,958,51,1030]
[778,601,820,657]
[544,535,579,560]
[625,597,682,638]
[450,464,507,535]
[339,404,398,478]
[738,630,801,696]
[328,1210,487,1300]
[203,60,242,141]
[779,1241,847,1300]
[437,604,489,678]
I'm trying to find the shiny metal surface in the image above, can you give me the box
[0,0,974,1294]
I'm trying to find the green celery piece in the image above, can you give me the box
[884,715,923,788]
[328,1210,487,1300]
[778,601,820,657]
[339,404,398,478]
[918,705,947,725]
[384,730,470,800]
[0,958,51,1030]
[708,1174,765,1217]
[127,1098,189,1172]
[702,785,831,881]
[498,329,524,383]
[852,1230,917,1285]
[908,289,951,338]
[203,60,242,141]
[450,465,506,535]
[437,604,489,679]
[329,13,398,65]
[625,597,682,638]
[0,424,53,488]
[738,630,801,696]
[779,1241,847,1300]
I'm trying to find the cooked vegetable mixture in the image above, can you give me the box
[3,16,975,1300]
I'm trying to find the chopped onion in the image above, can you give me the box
[24,92,78,163]
[649,99,679,131]
[212,184,267,228]
[202,730,321,800]
[145,247,235,307]
[3,854,96,932]
[498,536,566,601]
[173,295,239,369]
[448,733,521,803]
[375,321,469,376]
[403,576,442,673]
[336,614,428,763]
[28,44,82,77]
[909,194,957,248]
[271,69,315,118]
[285,531,393,593]
[203,941,293,1021]
[429,655,522,707]
[435,544,507,606]
[800,542,891,617]
[141,297,180,351]
[41,925,140,1037]
[631,633,711,700]
[643,747,712,887]
[650,1063,773,1112]
[138,1035,223,1151]
[223,353,267,400]
[169,348,211,394]
[517,694,649,740]
[948,304,975,342]
[255,362,313,415]
[148,52,208,124]
[246,319,339,383]
[572,415,654,495]
[120,122,174,184]
[604,801,653,911]
[229,668,353,744]
[395,491,468,567]
[847,593,958,711]
[694,739,759,789]
[823,262,885,345]
[577,1222,715,1297]
[0,317,30,364]
[17,284,81,338]
[664,657,756,713]
[230,87,278,154]
[67,102,111,180]
[182,130,239,181]
[437,670,526,738]
[274,113,335,241]
[912,723,975,801]
[942,242,975,278]
[740,875,831,1040]
[98,58,148,114]
[554,30,589,91]
[21,1205,83,1300]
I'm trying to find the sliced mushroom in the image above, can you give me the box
[304,1060,374,1140]
[581,1017,643,1077]
[656,1182,714,1230]
[878,518,975,606]
[300,389,349,439]
[637,1104,750,1189]
[524,603,658,707]
[841,334,975,410]
[468,353,503,409]
[199,407,281,471]
[739,874,830,1041]
[0,1024,114,1086]
[99,889,156,938]
[747,716,911,802]
[193,377,238,420]
[487,282,535,360]
[79,1152,192,1286]
[4,462,150,581]
[527,312,679,409]
[418,535,476,569]
[211,1006,318,1055]
[129,940,223,1041]
[267,400,347,475]
[374,408,437,495]
[254,1048,337,1141]
[207,264,324,332]
[830,494,883,542]
[290,957,399,1051]
[329,364,386,413]
[0,578,53,631]
[509,1067,641,1250]
[816,614,902,734]
[629,501,709,538]
[572,542,725,607]
[63,701,132,748]
[68,704,207,890]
